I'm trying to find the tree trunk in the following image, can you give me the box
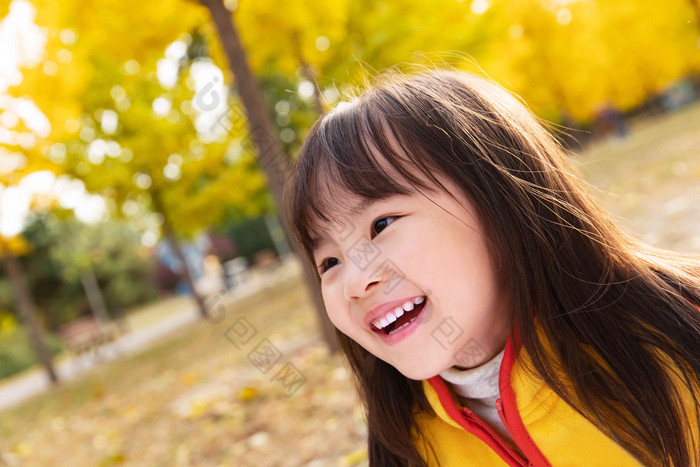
[199,0,338,353]
[80,265,111,324]
[151,191,210,320]
[291,31,326,116]
[3,251,58,384]
[263,212,292,259]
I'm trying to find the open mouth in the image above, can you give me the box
[373,298,427,335]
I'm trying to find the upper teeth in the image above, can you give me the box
[372,296,425,330]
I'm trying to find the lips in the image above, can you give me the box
[373,298,427,335]
[373,298,429,345]
[363,295,427,331]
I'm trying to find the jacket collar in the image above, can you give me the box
[422,321,552,466]
[423,333,522,428]
[423,321,523,425]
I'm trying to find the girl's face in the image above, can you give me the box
[311,166,513,380]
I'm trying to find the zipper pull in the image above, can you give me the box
[495,398,512,435]
[496,398,503,413]
[460,405,474,419]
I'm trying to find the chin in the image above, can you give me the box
[398,366,440,381]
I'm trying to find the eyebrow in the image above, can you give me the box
[310,198,376,251]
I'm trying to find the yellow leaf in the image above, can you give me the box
[342,448,368,466]
[12,441,31,456]
[99,451,126,466]
[0,311,18,337]
[238,386,259,401]
[188,399,210,419]
[180,372,199,386]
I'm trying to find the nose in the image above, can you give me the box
[343,260,382,302]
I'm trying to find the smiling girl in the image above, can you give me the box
[283,68,700,466]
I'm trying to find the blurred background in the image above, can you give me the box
[0,0,699,465]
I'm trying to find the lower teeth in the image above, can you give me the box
[387,317,416,335]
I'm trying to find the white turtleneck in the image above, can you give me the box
[438,347,525,457]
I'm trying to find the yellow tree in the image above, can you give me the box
[22,0,260,320]
[483,0,700,122]
[59,46,269,320]
[0,0,87,383]
[230,0,700,124]
[0,0,215,380]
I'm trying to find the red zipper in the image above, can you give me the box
[460,404,528,467]
[495,398,512,437]
[497,398,536,467]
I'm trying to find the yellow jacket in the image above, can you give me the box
[413,321,699,466]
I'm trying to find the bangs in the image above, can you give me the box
[288,96,444,253]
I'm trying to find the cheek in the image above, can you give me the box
[416,224,496,299]
[321,286,350,330]
[380,234,429,281]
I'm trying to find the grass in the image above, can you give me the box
[1,101,699,466]
[571,101,700,253]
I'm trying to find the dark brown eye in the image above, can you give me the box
[318,257,339,275]
[371,216,397,238]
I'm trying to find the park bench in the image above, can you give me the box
[57,316,126,356]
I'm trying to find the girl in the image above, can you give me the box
[282,68,700,466]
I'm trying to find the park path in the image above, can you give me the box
[0,255,302,412]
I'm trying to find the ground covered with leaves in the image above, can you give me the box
[0,275,368,466]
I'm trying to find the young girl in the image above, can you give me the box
[282,68,700,466]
